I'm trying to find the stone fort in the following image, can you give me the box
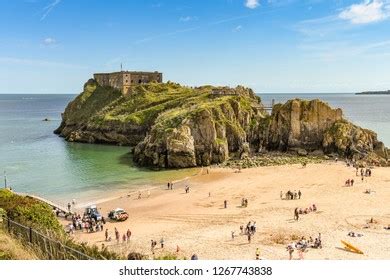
[94,70,163,94]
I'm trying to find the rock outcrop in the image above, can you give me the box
[55,80,388,168]
[266,99,343,151]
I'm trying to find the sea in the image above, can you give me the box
[0,93,389,205]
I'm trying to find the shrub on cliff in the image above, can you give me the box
[0,189,63,235]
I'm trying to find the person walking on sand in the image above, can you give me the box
[115,228,120,243]
[126,229,131,242]
[122,233,127,243]
[167,182,170,190]
[138,191,141,199]
[231,231,235,240]
[256,248,260,260]
[105,229,108,241]
[248,233,252,243]
[298,190,302,199]
[224,200,227,208]
[294,207,299,221]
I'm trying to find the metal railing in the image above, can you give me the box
[0,216,93,260]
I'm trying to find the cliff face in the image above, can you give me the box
[55,80,389,168]
[266,99,343,151]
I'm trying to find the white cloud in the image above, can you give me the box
[245,0,260,9]
[42,37,57,45]
[232,25,243,32]
[339,0,390,24]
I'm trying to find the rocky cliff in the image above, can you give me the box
[55,79,388,168]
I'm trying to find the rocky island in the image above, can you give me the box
[55,79,389,168]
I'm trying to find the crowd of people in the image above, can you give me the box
[286,233,322,260]
[234,221,257,243]
[105,227,132,243]
[66,213,106,234]
[281,190,302,200]
[357,167,372,177]
[294,204,317,220]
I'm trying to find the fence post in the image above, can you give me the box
[29,227,33,243]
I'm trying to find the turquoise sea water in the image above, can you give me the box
[0,94,197,204]
[0,93,389,204]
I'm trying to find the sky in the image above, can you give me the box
[1,0,390,94]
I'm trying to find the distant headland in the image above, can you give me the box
[356,90,390,95]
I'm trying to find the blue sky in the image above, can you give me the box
[1,0,390,93]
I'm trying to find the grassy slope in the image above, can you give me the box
[63,81,263,132]
[0,227,38,260]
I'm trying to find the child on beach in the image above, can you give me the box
[256,248,260,260]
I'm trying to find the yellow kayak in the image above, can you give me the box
[341,240,364,254]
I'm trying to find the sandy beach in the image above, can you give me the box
[64,162,390,260]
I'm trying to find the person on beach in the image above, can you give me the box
[160,237,164,249]
[122,233,127,243]
[224,200,227,208]
[231,231,235,240]
[351,179,354,186]
[105,229,109,241]
[126,229,131,241]
[240,225,244,234]
[138,191,141,199]
[287,244,294,260]
[298,190,302,199]
[67,202,71,212]
[248,233,252,243]
[294,207,299,221]
[115,228,120,243]
[151,240,155,252]
[256,248,260,260]
[167,182,170,190]
[208,192,211,197]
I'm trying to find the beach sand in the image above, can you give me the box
[64,162,390,260]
